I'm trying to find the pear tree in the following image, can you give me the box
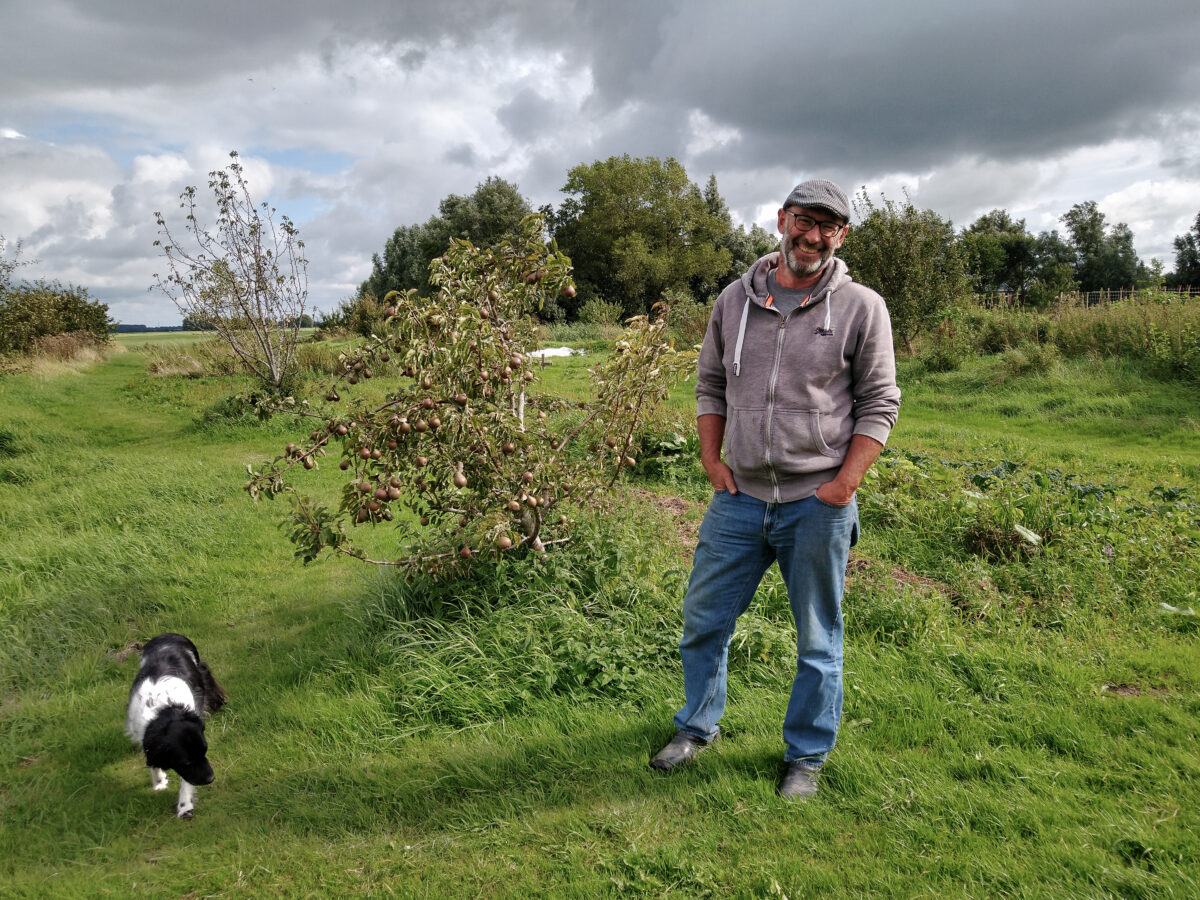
[247,215,694,575]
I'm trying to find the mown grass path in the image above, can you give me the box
[1,349,1198,897]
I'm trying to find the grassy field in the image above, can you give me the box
[1,343,1198,898]
[111,329,320,351]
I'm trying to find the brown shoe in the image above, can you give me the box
[778,761,820,800]
[650,728,719,771]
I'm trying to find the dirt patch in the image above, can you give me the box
[111,641,142,664]
[1101,683,1168,698]
[847,554,963,597]
[627,488,703,559]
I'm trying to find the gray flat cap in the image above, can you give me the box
[784,179,850,222]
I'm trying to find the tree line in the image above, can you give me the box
[355,155,1200,338]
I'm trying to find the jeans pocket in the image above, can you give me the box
[814,493,854,510]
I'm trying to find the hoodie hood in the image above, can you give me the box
[740,253,853,310]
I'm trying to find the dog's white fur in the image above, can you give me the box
[126,674,201,815]
[125,634,225,818]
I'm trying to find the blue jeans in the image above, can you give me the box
[673,489,859,765]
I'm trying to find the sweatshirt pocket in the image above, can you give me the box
[725,406,769,474]
[772,408,840,460]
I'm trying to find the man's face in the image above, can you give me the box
[777,207,847,278]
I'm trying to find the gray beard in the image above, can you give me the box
[781,235,832,277]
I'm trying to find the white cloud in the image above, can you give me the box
[685,109,741,159]
[1100,178,1200,263]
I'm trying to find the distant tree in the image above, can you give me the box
[549,156,732,317]
[719,222,778,287]
[699,172,779,292]
[958,210,1036,299]
[361,224,428,299]
[1025,262,1078,308]
[1024,230,1078,307]
[438,176,533,249]
[1170,212,1200,288]
[1060,201,1141,291]
[181,313,217,331]
[153,151,308,393]
[360,177,532,301]
[1031,229,1076,275]
[839,191,970,354]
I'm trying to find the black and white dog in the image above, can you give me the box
[125,633,227,818]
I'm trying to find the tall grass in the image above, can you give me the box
[924,291,1200,385]
[1,346,1198,897]
[139,334,349,386]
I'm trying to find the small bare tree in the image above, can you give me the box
[0,235,31,291]
[153,152,307,392]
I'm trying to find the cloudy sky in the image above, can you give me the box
[2,0,1199,325]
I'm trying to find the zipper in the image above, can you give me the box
[764,307,794,503]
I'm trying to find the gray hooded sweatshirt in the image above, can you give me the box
[696,252,900,503]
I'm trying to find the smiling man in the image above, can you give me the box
[650,179,901,799]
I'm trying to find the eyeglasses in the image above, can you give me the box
[785,210,845,239]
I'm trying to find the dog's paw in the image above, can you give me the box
[176,803,194,819]
[151,771,169,791]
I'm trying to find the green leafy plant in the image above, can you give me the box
[247,214,694,575]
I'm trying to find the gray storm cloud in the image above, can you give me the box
[2,0,1199,324]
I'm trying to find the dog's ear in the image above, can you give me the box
[142,708,180,767]
[142,708,201,767]
[143,709,214,784]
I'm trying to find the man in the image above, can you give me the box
[650,179,900,799]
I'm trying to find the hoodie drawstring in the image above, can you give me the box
[733,298,751,376]
[733,289,833,377]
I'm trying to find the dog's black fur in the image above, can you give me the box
[126,633,226,817]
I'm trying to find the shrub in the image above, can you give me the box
[1001,341,1059,378]
[578,297,624,327]
[918,316,970,372]
[959,305,1052,354]
[0,280,112,355]
[318,294,390,339]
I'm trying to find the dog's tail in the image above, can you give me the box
[198,661,227,714]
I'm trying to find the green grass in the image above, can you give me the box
[1,347,1198,897]
[112,328,319,350]
[895,355,1200,486]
